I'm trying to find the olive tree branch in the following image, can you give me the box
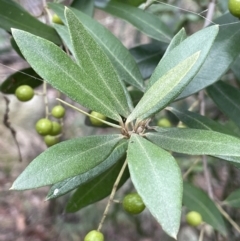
[97,159,128,231]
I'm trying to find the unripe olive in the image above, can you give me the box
[44,135,59,147]
[157,118,171,127]
[89,111,107,126]
[35,118,52,136]
[228,0,240,18]
[52,14,64,25]
[49,121,62,136]
[51,105,65,119]
[15,85,34,102]
[186,211,203,227]
[84,230,104,241]
[122,192,145,215]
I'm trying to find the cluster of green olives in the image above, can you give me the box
[35,105,65,147]
[14,85,65,147]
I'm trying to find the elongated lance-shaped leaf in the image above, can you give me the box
[223,189,240,208]
[65,8,133,116]
[46,141,128,200]
[66,157,129,212]
[147,25,218,90]
[48,3,144,91]
[231,55,240,82]
[10,135,123,190]
[207,81,240,129]
[98,2,172,42]
[167,107,236,137]
[127,52,200,122]
[53,24,74,55]
[183,182,227,236]
[71,0,94,16]
[146,128,240,160]
[12,29,122,121]
[178,13,240,99]
[0,0,61,44]
[127,134,182,239]
[162,28,187,59]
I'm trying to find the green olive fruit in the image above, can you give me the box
[51,105,65,119]
[15,85,34,102]
[52,14,64,25]
[35,118,52,136]
[44,135,59,147]
[122,192,145,215]
[228,0,240,18]
[186,211,203,227]
[49,121,62,136]
[84,230,104,241]
[157,118,171,127]
[89,111,107,126]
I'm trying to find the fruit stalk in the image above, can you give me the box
[97,159,128,231]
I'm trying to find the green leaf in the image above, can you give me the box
[53,24,74,54]
[0,68,42,94]
[167,107,236,137]
[162,28,187,58]
[223,189,240,208]
[65,8,132,117]
[127,52,200,122]
[0,0,61,44]
[71,0,94,16]
[46,141,128,200]
[98,1,172,42]
[178,13,240,99]
[127,135,182,239]
[129,42,167,80]
[207,81,240,129]
[231,55,240,82]
[146,128,240,159]
[48,3,144,91]
[11,135,123,190]
[12,29,122,121]
[147,25,219,90]
[66,157,129,212]
[183,182,227,236]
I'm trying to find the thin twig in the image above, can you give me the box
[3,96,22,162]
[215,202,240,234]
[183,158,201,180]
[203,0,216,27]
[198,224,205,241]
[97,159,128,231]
[43,81,49,118]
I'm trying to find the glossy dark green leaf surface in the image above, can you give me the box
[0,68,42,94]
[11,135,123,190]
[71,0,94,16]
[127,135,182,239]
[12,29,122,121]
[167,107,236,136]
[207,81,240,129]
[129,42,167,80]
[183,182,227,236]
[178,13,240,99]
[127,52,200,122]
[48,3,144,90]
[223,189,240,208]
[65,8,132,117]
[46,141,127,200]
[0,0,61,44]
[146,128,240,159]
[98,1,172,42]
[231,55,240,82]
[66,158,129,212]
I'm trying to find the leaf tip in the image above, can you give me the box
[9,185,15,190]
